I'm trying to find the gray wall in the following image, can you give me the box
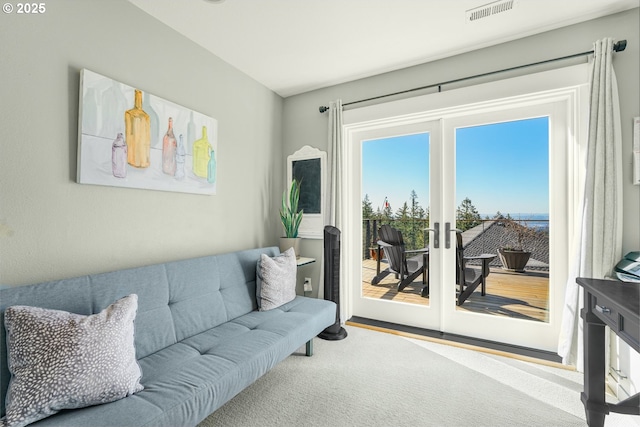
[0,0,283,286]
[283,9,640,297]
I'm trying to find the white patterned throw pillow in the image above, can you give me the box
[1,294,144,427]
[257,247,297,311]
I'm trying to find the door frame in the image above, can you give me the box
[342,64,589,352]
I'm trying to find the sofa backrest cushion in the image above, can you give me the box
[163,248,279,342]
[0,246,280,418]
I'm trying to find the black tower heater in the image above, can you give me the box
[318,225,348,340]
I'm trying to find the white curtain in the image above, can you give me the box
[557,38,623,368]
[328,99,344,230]
[321,99,344,306]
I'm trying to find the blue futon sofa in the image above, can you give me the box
[0,246,336,426]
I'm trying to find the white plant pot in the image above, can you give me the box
[279,237,301,258]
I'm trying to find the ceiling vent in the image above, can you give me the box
[466,0,516,22]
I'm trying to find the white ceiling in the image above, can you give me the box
[128,0,637,98]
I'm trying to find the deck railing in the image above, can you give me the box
[362,218,549,260]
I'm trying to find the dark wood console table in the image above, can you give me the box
[577,277,640,427]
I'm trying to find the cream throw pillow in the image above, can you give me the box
[257,248,297,311]
[1,294,144,427]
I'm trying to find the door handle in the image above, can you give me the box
[424,222,439,249]
[445,222,463,249]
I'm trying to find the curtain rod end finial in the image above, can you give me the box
[614,40,627,52]
[319,106,330,113]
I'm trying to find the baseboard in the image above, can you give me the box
[347,316,571,369]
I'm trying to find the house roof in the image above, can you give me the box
[462,220,549,270]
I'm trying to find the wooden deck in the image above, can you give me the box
[362,259,549,322]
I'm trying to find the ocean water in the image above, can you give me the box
[482,213,550,230]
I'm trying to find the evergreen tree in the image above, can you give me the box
[392,202,407,243]
[362,194,374,219]
[418,206,431,248]
[408,190,425,249]
[456,197,482,232]
[362,194,378,252]
[395,202,410,220]
[493,211,506,219]
[409,190,423,218]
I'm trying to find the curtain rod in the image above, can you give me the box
[318,39,627,113]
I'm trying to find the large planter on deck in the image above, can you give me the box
[369,247,383,261]
[498,248,531,272]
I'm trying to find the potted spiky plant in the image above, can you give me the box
[279,179,303,257]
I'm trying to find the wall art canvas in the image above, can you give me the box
[77,69,217,195]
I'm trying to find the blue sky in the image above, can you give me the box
[362,117,549,216]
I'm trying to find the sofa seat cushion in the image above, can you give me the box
[137,296,335,426]
[230,296,337,340]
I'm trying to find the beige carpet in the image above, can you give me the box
[197,325,626,426]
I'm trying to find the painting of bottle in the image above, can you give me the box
[79,69,218,195]
[187,111,196,156]
[102,80,127,139]
[112,133,127,178]
[175,134,186,180]
[143,92,159,149]
[193,126,211,178]
[207,147,216,184]
[124,89,151,168]
[162,117,177,175]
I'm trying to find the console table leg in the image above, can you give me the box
[582,302,608,427]
[585,409,606,427]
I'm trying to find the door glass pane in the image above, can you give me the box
[361,133,430,306]
[454,118,550,322]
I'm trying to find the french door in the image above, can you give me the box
[342,68,588,352]
[439,103,569,351]
[350,120,443,330]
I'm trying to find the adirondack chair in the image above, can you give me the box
[455,231,497,306]
[371,225,429,297]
